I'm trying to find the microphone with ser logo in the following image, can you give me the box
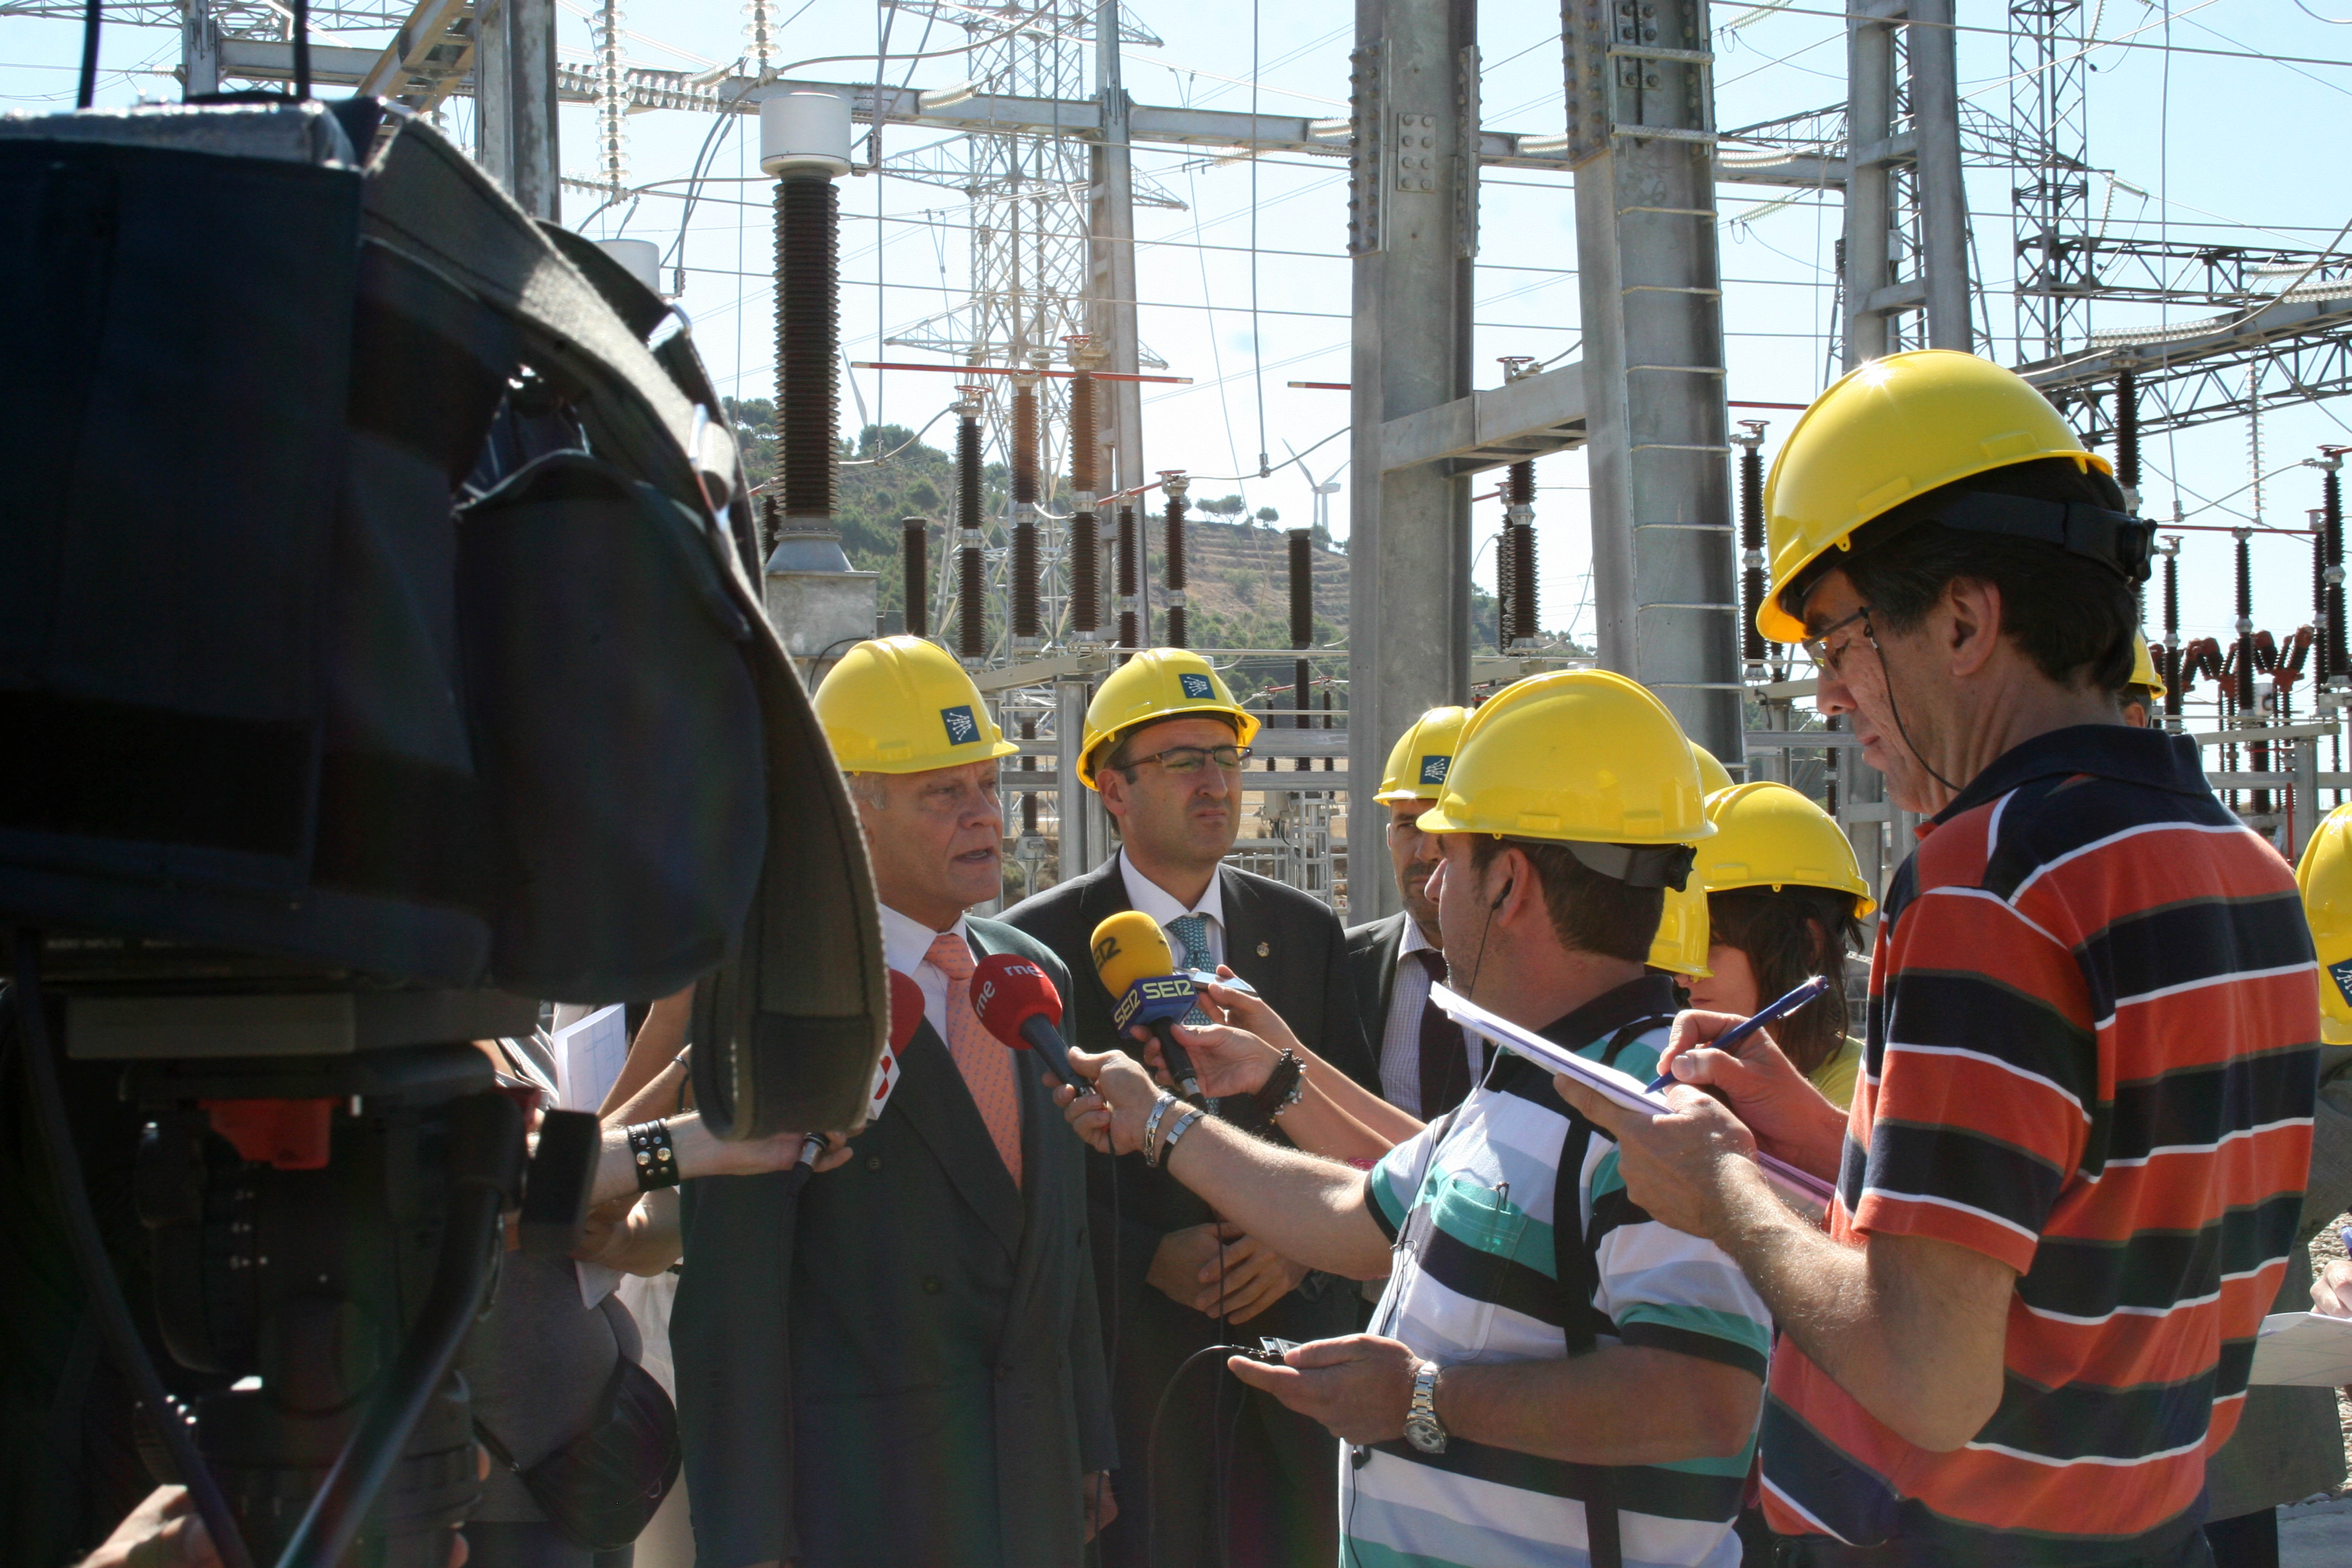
[1089,911,1210,1105]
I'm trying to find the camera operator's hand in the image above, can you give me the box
[84,1488,220,1568]
[1052,1046,1165,1156]
[589,1112,854,1209]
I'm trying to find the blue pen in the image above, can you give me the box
[2339,1226,2352,1254]
[1648,974,1834,1094]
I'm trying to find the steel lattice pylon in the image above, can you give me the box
[2009,0,2094,362]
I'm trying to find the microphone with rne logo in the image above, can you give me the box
[968,952,1091,1086]
[1089,910,1208,1104]
[783,968,924,1196]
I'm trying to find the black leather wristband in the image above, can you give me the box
[1251,1049,1304,1122]
[627,1118,681,1191]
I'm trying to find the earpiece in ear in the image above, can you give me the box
[1489,879,1515,913]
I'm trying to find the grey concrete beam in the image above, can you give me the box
[1377,360,1588,477]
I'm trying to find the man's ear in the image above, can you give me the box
[1941,577,2005,677]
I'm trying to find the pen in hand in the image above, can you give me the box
[1647,974,1834,1095]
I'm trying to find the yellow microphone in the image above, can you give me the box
[1089,911,1207,1103]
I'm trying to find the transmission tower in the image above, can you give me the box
[2008,0,2094,362]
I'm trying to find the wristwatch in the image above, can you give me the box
[1403,1359,1448,1454]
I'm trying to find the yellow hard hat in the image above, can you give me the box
[1757,350,2116,644]
[2297,805,2352,1043]
[1419,670,1713,858]
[1691,744,1736,797]
[1375,706,1470,802]
[814,635,1019,775]
[1695,781,1876,918]
[2127,634,2166,698]
[1649,878,1712,978]
[1078,647,1262,789]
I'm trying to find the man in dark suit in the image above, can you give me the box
[671,636,1116,1568]
[1345,705,1479,1120]
[1001,648,1375,1568]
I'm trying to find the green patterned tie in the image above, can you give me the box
[1166,914,1214,1025]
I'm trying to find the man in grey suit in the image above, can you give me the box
[1002,648,1375,1568]
[1345,706,1478,1120]
[670,637,1115,1568]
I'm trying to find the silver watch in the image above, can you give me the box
[1403,1359,1448,1454]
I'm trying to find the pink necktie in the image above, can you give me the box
[926,931,1024,1188]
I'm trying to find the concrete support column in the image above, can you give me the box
[181,0,222,97]
[1843,0,1968,365]
[1056,678,1110,878]
[475,0,561,221]
[1565,0,1742,763]
[1344,0,1477,924]
[1910,0,1971,351]
[1841,9,1897,365]
[1091,0,1145,504]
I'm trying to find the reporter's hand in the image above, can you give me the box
[84,1488,220,1568]
[1195,1223,1310,1323]
[1084,1472,1117,1542]
[1131,1018,1281,1099]
[1049,1046,1162,1155]
[1656,1009,1846,1180]
[2314,1257,2352,1317]
[1147,1223,1230,1309]
[695,1123,857,1180]
[1201,970,1308,1057]
[1225,1334,1421,1446]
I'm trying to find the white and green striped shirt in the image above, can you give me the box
[1350,976,1772,1568]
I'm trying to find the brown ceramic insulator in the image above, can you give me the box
[1496,519,1517,648]
[1288,529,1313,650]
[1116,505,1140,648]
[1163,493,1188,649]
[958,533,986,660]
[774,176,838,520]
[1069,512,1100,634]
[2115,371,2141,498]
[1068,371,1098,494]
[2328,463,2346,681]
[1011,384,1039,505]
[1510,523,1538,648]
[1020,716,1037,833]
[956,410,983,535]
[1740,440,1767,665]
[1012,519,1039,638]
[902,516,929,637]
[2162,547,2181,717]
[1507,459,1534,509]
[760,493,783,562]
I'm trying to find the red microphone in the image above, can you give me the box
[787,969,925,1193]
[968,952,1084,1086]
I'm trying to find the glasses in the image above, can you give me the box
[1122,743,1252,774]
[1802,606,1874,676]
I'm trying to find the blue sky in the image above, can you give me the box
[8,0,2351,679]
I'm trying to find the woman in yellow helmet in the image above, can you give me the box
[1683,782,1876,1108]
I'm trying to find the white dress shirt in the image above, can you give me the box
[1117,849,1226,970]
[1376,918,1482,1116]
[878,902,974,1043]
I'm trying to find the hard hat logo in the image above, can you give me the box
[940,705,980,746]
[1178,672,1214,700]
[2334,959,2352,1009]
[1419,756,1450,786]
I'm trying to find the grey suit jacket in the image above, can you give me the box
[2205,1042,2352,1517]
[670,917,1115,1568]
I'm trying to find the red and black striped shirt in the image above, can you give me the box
[1760,725,2318,1565]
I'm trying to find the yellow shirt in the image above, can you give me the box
[1807,1037,1863,1111]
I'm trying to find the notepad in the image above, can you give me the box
[551,1002,630,1113]
[1428,982,1837,1209]
[2250,1310,2352,1387]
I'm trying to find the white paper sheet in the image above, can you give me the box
[1427,982,1837,1208]
[551,1002,630,1114]
[2250,1310,2352,1386]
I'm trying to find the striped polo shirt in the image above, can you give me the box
[1761,725,2319,1564]
[1354,975,1773,1568]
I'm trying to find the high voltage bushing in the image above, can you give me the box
[1011,516,1040,643]
[1019,715,1038,834]
[1116,504,1140,649]
[1066,335,1101,641]
[1161,471,1190,649]
[955,384,987,664]
[901,516,929,637]
[1504,457,1538,654]
[1010,375,1041,507]
[761,93,851,533]
[2158,535,2182,719]
[2114,371,2141,511]
[1496,508,1517,650]
[1735,420,1769,673]
[1290,526,1315,773]
[2323,447,2347,686]
[760,493,783,562]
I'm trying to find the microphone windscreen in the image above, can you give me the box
[888,969,926,1052]
[969,953,1062,1048]
[1090,910,1177,996]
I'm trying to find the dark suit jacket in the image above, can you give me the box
[1345,910,1412,1091]
[1000,858,1378,1359]
[671,917,1115,1568]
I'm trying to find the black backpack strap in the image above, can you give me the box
[1549,1017,1665,1568]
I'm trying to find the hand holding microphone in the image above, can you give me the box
[780,969,924,1195]
[1089,911,1210,1105]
